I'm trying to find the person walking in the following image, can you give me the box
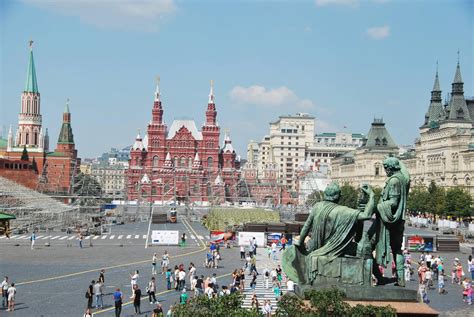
[271,242,277,261]
[438,270,447,294]
[79,234,84,249]
[148,277,157,304]
[6,282,16,312]
[30,231,36,250]
[86,280,94,309]
[178,267,186,291]
[468,255,474,279]
[93,280,103,308]
[165,268,172,290]
[132,284,142,315]
[188,263,197,289]
[1,276,9,308]
[152,253,158,275]
[240,245,245,260]
[180,289,188,304]
[98,269,105,285]
[181,233,186,247]
[280,235,287,251]
[250,271,257,291]
[113,288,123,317]
[161,251,169,275]
[130,270,139,297]
[263,268,270,289]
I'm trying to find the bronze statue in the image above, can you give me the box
[282,182,376,285]
[369,157,410,286]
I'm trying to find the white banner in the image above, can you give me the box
[238,232,265,247]
[151,230,179,245]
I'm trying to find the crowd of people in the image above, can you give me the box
[401,250,474,306]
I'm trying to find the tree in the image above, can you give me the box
[339,183,358,209]
[445,187,472,219]
[21,146,29,161]
[276,288,396,317]
[407,184,430,214]
[172,293,261,317]
[427,181,446,221]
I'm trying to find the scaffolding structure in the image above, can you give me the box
[0,176,79,230]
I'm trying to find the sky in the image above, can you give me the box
[0,0,473,159]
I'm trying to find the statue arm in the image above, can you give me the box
[295,210,314,246]
[357,187,376,220]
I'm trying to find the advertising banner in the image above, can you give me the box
[238,232,265,247]
[210,231,236,245]
[407,235,434,252]
[266,233,282,246]
[151,230,179,245]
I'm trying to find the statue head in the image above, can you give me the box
[383,157,401,176]
[323,182,341,203]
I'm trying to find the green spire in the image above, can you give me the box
[64,98,70,113]
[24,41,39,93]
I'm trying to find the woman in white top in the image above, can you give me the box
[188,263,197,289]
[161,251,170,274]
[7,283,16,312]
[130,270,139,297]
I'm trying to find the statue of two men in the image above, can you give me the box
[282,157,410,287]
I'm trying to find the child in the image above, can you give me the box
[438,270,447,294]
[466,279,472,305]
[418,282,429,303]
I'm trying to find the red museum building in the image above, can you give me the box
[126,79,240,204]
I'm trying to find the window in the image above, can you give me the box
[302,125,305,131]
[375,167,380,176]
[164,183,170,193]
[152,156,159,168]
[375,138,381,146]
[188,157,193,167]
[207,157,213,169]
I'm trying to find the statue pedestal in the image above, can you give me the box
[295,256,418,302]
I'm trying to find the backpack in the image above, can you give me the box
[85,291,90,299]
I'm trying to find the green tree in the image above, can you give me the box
[339,183,358,209]
[173,293,261,317]
[276,288,396,317]
[427,181,446,221]
[445,187,472,219]
[21,146,29,161]
[407,184,430,214]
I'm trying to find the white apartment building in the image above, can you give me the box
[91,164,127,198]
[306,132,364,171]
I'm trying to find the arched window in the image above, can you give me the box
[375,138,381,146]
[180,157,186,167]
[188,157,193,167]
[135,157,140,166]
[26,99,30,113]
[152,156,159,168]
[34,132,38,145]
[25,132,29,145]
[382,138,387,146]
[207,157,213,169]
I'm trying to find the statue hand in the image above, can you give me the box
[361,184,374,196]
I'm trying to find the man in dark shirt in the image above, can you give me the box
[133,284,142,314]
[87,280,94,309]
[153,302,163,316]
[195,275,204,296]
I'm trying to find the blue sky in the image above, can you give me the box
[0,0,472,158]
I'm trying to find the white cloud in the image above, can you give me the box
[315,0,359,7]
[23,0,176,32]
[229,85,315,110]
[366,25,390,40]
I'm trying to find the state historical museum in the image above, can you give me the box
[126,80,240,204]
